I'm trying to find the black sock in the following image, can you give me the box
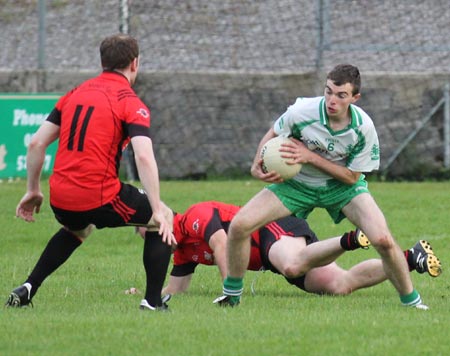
[340,230,358,251]
[404,250,414,271]
[143,231,172,307]
[26,228,82,299]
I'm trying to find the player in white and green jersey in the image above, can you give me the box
[268,95,380,223]
[274,96,380,187]
[216,64,428,310]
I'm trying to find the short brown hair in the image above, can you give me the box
[100,34,139,71]
[327,64,361,95]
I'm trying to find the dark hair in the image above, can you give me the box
[100,34,139,71]
[327,64,361,95]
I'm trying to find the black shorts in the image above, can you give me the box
[258,215,319,292]
[51,183,153,231]
[171,262,198,277]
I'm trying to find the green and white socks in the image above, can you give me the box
[400,289,428,310]
[223,276,243,306]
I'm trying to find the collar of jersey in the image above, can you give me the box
[101,70,131,84]
[319,97,363,133]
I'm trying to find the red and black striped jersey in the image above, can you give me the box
[48,71,151,210]
[172,201,263,270]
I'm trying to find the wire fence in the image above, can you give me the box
[1,0,450,178]
[3,1,450,73]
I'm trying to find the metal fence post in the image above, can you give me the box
[119,0,129,35]
[315,0,325,71]
[38,0,46,69]
[444,83,450,168]
[118,0,138,181]
[382,96,445,174]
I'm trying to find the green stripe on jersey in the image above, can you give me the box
[319,98,327,125]
[350,104,363,126]
[292,119,316,140]
[347,128,366,166]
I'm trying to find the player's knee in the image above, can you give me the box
[68,224,94,240]
[229,215,256,240]
[319,279,352,296]
[370,233,395,253]
[281,264,305,279]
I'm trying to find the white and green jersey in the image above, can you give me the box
[273,96,380,186]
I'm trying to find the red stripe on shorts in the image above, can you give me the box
[111,196,136,222]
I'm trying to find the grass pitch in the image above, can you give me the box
[1,179,449,355]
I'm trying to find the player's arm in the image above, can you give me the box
[162,262,197,295]
[251,127,283,183]
[281,138,361,185]
[16,121,60,222]
[131,136,175,245]
[161,274,193,295]
[208,229,228,280]
[26,121,60,192]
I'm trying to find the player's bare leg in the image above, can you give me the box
[293,240,441,295]
[269,236,347,277]
[227,189,290,275]
[216,189,290,306]
[303,260,386,295]
[342,193,426,308]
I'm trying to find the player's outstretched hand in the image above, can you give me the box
[151,211,177,246]
[16,191,44,222]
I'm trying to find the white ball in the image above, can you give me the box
[260,136,302,179]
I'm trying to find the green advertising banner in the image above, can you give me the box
[0,93,60,179]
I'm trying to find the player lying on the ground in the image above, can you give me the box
[140,201,441,299]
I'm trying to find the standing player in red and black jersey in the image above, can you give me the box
[147,201,440,300]
[5,34,175,311]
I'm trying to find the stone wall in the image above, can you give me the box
[1,70,448,178]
